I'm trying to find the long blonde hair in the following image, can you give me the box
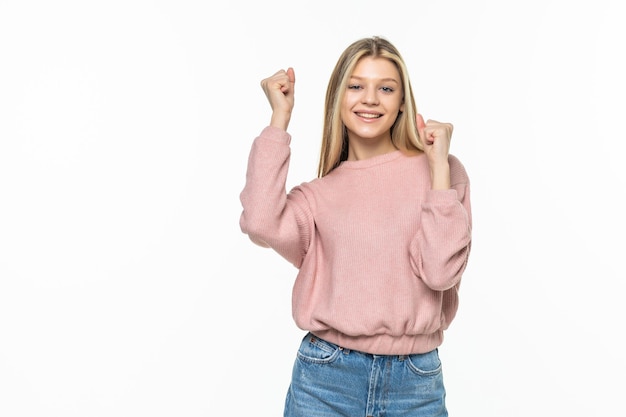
[317,36,423,177]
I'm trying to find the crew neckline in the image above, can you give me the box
[337,150,406,170]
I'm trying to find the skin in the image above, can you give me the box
[260,60,453,190]
[341,57,403,161]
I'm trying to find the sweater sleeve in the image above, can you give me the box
[410,155,472,291]
[239,126,312,268]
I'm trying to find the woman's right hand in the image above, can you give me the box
[260,67,295,131]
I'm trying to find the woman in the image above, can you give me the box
[240,36,472,417]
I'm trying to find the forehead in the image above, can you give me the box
[350,56,400,81]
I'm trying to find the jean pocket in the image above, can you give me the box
[296,333,342,364]
[405,349,443,377]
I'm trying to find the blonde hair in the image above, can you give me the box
[317,36,423,177]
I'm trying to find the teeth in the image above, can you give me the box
[356,113,381,119]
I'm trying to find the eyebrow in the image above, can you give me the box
[349,75,400,84]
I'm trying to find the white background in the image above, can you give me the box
[1,0,624,415]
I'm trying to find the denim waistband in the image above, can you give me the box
[310,332,426,361]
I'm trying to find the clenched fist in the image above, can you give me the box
[417,113,453,190]
[260,67,296,131]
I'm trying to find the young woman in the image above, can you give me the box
[240,36,472,417]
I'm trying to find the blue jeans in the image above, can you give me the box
[284,332,448,417]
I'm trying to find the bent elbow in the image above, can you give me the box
[248,235,270,248]
[240,215,273,248]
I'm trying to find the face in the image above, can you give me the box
[340,56,404,146]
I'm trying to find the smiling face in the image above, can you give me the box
[340,56,405,158]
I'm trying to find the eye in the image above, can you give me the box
[381,86,395,93]
[347,84,362,90]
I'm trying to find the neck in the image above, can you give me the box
[347,138,397,161]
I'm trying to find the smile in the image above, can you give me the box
[355,112,382,119]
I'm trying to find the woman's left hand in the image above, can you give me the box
[417,113,453,189]
[416,113,453,164]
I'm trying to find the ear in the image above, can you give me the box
[400,101,405,113]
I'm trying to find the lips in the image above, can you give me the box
[355,112,382,119]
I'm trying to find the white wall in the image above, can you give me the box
[1,0,624,415]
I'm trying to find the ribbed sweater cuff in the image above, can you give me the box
[260,125,291,145]
[425,188,459,204]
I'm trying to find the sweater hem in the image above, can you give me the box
[311,328,443,355]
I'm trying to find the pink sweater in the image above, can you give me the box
[240,126,472,354]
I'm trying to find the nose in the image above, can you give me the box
[363,88,379,105]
